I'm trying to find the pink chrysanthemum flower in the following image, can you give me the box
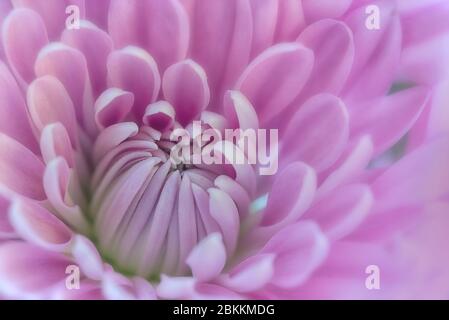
[0,0,449,299]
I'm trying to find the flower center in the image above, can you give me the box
[89,124,248,279]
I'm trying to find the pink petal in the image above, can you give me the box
[0,241,71,298]
[249,0,278,57]
[93,122,139,163]
[261,162,316,227]
[237,43,314,126]
[349,87,429,155]
[0,188,15,237]
[274,0,306,41]
[107,47,161,121]
[142,101,175,133]
[71,235,103,280]
[12,0,85,40]
[186,233,226,282]
[85,0,110,31]
[9,198,72,251]
[296,19,354,102]
[27,76,79,145]
[281,94,349,172]
[304,184,373,240]
[372,136,449,211]
[108,0,189,71]
[0,134,45,200]
[94,88,134,129]
[223,90,259,130]
[35,43,96,135]
[343,2,401,100]
[262,221,328,288]
[2,8,49,85]
[208,188,240,255]
[189,0,252,108]
[302,0,352,23]
[62,21,113,96]
[0,62,39,153]
[40,123,75,167]
[162,60,210,125]
[220,254,275,293]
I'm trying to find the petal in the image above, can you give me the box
[223,91,259,130]
[35,43,96,135]
[318,136,374,196]
[343,2,401,100]
[208,188,240,255]
[372,135,449,211]
[186,233,226,282]
[304,184,373,240]
[40,123,75,167]
[0,134,45,200]
[107,47,161,121]
[261,162,316,227]
[108,0,189,71]
[71,235,103,280]
[281,94,349,172]
[0,62,39,153]
[93,122,139,162]
[296,19,354,101]
[12,0,85,40]
[189,0,253,107]
[302,0,352,23]
[0,188,15,237]
[43,157,89,232]
[27,76,79,145]
[94,88,134,129]
[249,0,278,57]
[2,8,49,85]
[273,0,306,41]
[236,43,314,126]
[349,87,429,155]
[85,0,110,31]
[220,254,275,293]
[162,60,210,126]
[9,198,72,251]
[62,21,113,96]
[142,101,175,133]
[0,242,71,298]
[262,221,328,288]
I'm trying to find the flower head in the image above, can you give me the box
[0,0,449,299]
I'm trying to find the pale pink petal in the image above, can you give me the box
[223,90,259,130]
[142,101,175,133]
[71,235,103,280]
[302,0,352,23]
